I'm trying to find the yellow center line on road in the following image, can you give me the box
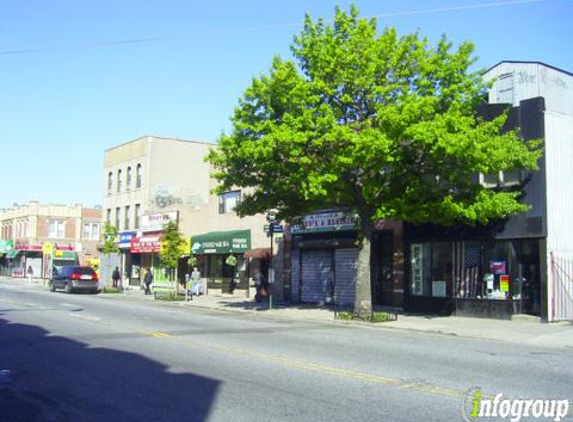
[0,294,468,400]
[146,331,172,339]
[169,335,467,400]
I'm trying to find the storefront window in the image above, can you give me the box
[410,242,453,298]
[449,239,540,311]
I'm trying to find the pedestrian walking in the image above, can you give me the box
[190,267,202,296]
[143,267,153,295]
[112,266,120,288]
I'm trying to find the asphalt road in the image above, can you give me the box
[0,279,571,422]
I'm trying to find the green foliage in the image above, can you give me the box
[100,287,121,294]
[207,5,542,227]
[102,222,119,254]
[159,221,185,271]
[153,289,185,301]
[336,310,397,323]
[188,255,198,268]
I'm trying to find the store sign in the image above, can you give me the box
[15,243,42,251]
[130,235,161,253]
[117,231,135,249]
[291,211,358,234]
[42,243,54,255]
[140,211,178,232]
[191,230,251,254]
[411,244,424,296]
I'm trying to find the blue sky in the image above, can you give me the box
[0,0,571,208]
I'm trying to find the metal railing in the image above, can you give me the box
[551,252,573,321]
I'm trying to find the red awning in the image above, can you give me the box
[130,235,161,253]
[243,247,271,260]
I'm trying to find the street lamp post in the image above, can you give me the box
[266,212,277,310]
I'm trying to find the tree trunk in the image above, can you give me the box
[354,211,374,320]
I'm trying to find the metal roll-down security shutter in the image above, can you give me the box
[290,249,301,303]
[301,250,333,303]
[334,248,358,306]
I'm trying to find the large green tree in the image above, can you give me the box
[208,6,542,319]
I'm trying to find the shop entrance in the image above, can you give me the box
[372,232,394,306]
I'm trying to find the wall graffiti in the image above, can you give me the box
[152,185,204,209]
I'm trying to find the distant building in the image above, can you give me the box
[102,136,212,286]
[0,200,102,277]
[102,135,277,299]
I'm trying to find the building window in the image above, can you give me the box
[107,172,113,193]
[124,205,130,230]
[218,190,241,214]
[126,167,132,190]
[480,171,522,188]
[106,208,111,224]
[136,164,142,188]
[83,223,100,240]
[115,207,121,229]
[117,169,122,192]
[49,220,65,238]
[134,204,141,229]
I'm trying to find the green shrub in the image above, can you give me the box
[101,287,122,294]
[335,310,397,323]
[154,291,185,301]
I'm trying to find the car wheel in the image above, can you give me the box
[49,282,56,292]
[65,283,73,294]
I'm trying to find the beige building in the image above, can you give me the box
[0,200,101,278]
[103,135,280,299]
[103,136,212,284]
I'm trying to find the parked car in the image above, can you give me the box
[49,266,99,294]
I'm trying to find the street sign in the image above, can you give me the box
[267,224,283,234]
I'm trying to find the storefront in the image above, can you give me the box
[290,211,360,306]
[0,240,14,276]
[129,232,161,284]
[11,243,43,278]
[126,211,180,287]
[406,224,542,319]
[190,229,251,295]
[117,231,137,285]
[52,247,79,270]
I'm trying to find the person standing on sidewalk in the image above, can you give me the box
[112,267,120,289]
[143,267,153,295]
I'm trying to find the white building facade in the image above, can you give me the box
[485,61,573,321]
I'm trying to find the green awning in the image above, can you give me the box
[4,249,20,259]
[191,230,251,254]
[0,239,14,254]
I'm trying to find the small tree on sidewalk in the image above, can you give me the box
[102,222,119,255]
[159,221,186,292]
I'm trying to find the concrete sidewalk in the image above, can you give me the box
[114,287,573,349]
